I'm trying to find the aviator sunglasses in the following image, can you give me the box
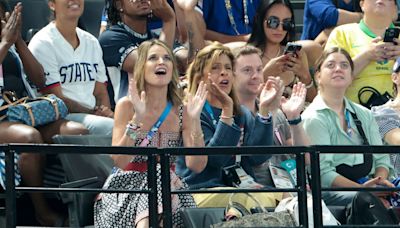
[265,16,294,32]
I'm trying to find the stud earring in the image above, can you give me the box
[119,8,123,12]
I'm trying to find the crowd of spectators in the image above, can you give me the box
[1,0,400,227]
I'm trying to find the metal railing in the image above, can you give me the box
[2,144,400,227]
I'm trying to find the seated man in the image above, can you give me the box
[232,45,310,186]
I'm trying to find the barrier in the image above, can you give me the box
[3,143,400,227]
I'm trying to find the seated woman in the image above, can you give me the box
[248,0,318,102]
[325,0,399,107]
[176,42,283,210]
[0,2,88,226]
[94,39,207,228]
[302,47,394,206]
[28,0,114,136]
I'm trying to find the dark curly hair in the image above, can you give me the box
[248,0,296,50]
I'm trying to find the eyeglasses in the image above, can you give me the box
[323,61,351,70]
[265,16,294,32]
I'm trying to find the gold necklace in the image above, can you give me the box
[263,47,281,61]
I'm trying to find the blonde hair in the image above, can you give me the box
[187,42,241,115]
[132,39,183,106]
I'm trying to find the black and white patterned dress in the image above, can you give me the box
[94,106,196,227]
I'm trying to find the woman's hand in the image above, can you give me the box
[94,105,114,118]
[281,82,307,120]
[259,76,282,115]
[186,81,208,121]
[284,50,311,84]
[1,3,22,46]
[128,79,146,122]
[207,75,233,110]
[263,55,288,77]
[362,176,394,198]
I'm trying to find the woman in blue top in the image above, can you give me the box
[176,42,283,209]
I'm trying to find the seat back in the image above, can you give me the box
[52,135,113,227]
[9,0,50,42]
[80,0,105,37]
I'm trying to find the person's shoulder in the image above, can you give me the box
[333,23,359,32]
[29,23,55,43]
[76,27,99,42]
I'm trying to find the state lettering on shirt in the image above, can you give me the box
[59,62,98,83]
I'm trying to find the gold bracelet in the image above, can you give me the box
[219,115,234,119]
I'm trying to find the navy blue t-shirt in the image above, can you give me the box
[98,24,153,104]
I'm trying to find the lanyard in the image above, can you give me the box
[0,64,3,90]
[204,101,218,126]
[344,109,352,138]
[139,101,172,146]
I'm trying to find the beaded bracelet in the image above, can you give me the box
[257,112,272,122]
[287,116,302,125]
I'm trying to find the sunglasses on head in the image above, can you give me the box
[265,16,294,32]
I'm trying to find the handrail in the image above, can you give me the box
[2,143,400,227]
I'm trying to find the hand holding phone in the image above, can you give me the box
[284,42,302,58]
[383,27,400,43]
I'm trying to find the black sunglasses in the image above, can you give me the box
[265,16,294,32]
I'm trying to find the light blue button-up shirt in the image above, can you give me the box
[302,95,393,187]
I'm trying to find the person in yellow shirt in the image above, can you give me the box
[325,0,400,107]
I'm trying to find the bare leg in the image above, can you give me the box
[0,120,88,226]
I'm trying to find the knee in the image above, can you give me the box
[60,121,89,135]
[14,128,43,143]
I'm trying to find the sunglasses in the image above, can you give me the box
[265,16,294,32]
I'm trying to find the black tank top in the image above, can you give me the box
[2,50,26,98]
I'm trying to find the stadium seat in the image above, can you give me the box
[52,134,113,227]
[79,0,105,38]
[9,0,50,42]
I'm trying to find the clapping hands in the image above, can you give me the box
[1,2,22,45]
[128,78,146,123]
[186,81,208,121]
[258,76,283,115]
[281,82,307,120]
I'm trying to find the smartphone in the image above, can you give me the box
[284,43,302,57]
[383,27,400,43]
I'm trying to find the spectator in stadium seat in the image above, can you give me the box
[248,0,318,102]
[302,47,394,206]
[94,39,206,228]
[176,42,283,210]
[0,2,88,226]
[371,58,400,176]
[325,0,399,106]
[194,0,260,44]
[98,0,176,104]
[301,0,363,47]
[28,0,114,136]
[232,45,310,186]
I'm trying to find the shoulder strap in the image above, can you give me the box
[349,111,369,145]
